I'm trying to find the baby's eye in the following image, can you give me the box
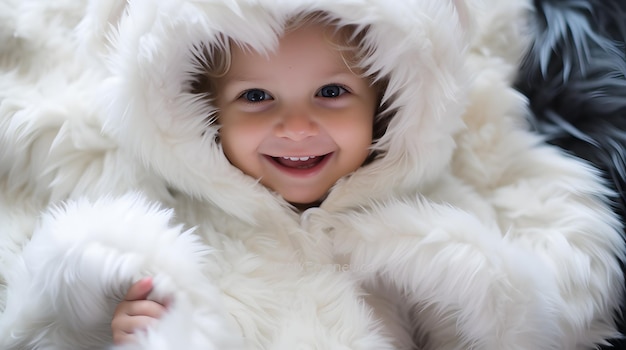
[240,89,272,102]
[317,84,348,98]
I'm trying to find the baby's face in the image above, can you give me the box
[216,23,377,206]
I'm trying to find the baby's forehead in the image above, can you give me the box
[230,25,348,62]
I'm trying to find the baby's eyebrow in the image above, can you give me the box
[222,76,252,83]
[325,71,362,80]
[222,76,268,86]
[221,67,270,81]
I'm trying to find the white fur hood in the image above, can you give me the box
[97,0,473,219]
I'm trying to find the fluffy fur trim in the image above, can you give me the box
[0,193,243,349]
[94,0,472,216]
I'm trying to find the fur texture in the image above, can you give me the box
[0,0,624,349]
[516,0,626,347]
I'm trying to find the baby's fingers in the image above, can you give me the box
[123,299,167,318]
[125,277,154,301]
[111,315,158,345]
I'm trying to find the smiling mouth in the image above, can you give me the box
[270,154,329,169]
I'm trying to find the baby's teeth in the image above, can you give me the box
[283,156,316,161]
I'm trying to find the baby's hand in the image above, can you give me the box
[111,277,168,345]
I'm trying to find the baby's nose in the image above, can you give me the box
[275,108,319,141]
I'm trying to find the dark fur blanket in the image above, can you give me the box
[517,0,626,347]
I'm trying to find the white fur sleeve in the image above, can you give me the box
[0,194,243,350]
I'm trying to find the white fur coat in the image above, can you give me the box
[0,0,623,349]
